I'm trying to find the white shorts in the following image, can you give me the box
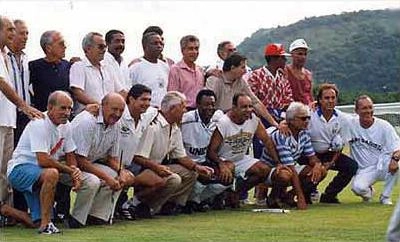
[265,163,306,185]
[234,155,258,178]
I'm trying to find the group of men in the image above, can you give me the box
[0,15,399,236]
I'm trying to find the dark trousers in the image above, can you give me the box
[13,111,30,212]
[316,152,358,197]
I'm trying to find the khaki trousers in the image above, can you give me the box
[0,127,13,203]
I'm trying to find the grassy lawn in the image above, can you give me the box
[0,172,398,242]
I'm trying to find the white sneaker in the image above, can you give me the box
[38,222,61,234]
[380,195,393,205]
[310,190,321,203]
[255,198,267,206]
[240,198,254,205]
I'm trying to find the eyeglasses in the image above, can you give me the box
[296,116,311,121]
[227,48,237,52]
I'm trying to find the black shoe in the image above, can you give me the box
[66,216,84,229]
[211,194,225,210]
[119,207,136,220]
[86,215,108,225]
[158,202,178,216]
[179,202,198,214]
[320,194,340,204]
[130,203,152,219]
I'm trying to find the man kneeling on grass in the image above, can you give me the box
[7,91,82,234]
[261,102,325,209]
[207,93,281,208]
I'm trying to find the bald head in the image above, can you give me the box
[48,90,73,107]
[102,93,125,126]
[0,16,15,48]
[47,91,73,125]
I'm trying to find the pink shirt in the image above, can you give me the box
[167,60,204,108]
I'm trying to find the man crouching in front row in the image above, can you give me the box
[207,93,290,208]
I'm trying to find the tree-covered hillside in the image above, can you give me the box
[237,9,400,104]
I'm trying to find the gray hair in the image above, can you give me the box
[40,30,58,53]
[161,91,186,112]
[82,32,102,50]
[286,102,309,121]
[180,35,199,50]
[48,90,72,106]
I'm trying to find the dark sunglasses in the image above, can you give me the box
[296,116,311,121]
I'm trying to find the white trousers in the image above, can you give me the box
[352,165,398,199]
[71,164,121,225]
[189,181,231,204]
[387,196,400,242]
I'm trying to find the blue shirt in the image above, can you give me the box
[29,58,71,111]
[261,129,315,166]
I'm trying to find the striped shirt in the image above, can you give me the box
[71,110,120,162]
[262,129,315,166]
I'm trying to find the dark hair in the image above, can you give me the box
[223,53,246,72]
[142,31,159,49]
[217,41,232,55]
[196,89,216,105]
[105,29,124,44]
[232,92,247,106]
[127,84,152,103]
[143,26,163,36]
[316,83,339,105]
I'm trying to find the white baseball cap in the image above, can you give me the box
[289,39,309,52]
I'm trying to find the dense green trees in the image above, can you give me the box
[237,9,400,104]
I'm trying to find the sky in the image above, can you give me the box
[2,0,399,66]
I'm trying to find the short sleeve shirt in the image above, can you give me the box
[71,110,120,161]
[181,109,224,163]
[7,113,76,176]
[216,113,259,162]
[261,129,315,167]
[134,112,186,163]
[70,56,124,113]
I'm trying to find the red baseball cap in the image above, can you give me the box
[264,43,290,57]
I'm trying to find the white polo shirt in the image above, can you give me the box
[135,112,186,163]
[309,107,352,153]
[71,110,120,162]
[216,113,259,162]
[129,58,169,107]
[70,56,125,113]
[347,116,400,169]
[103,52,130,90]
[181,109,223,163]
[119,106,158,166]
[0,50,17,128]
[7,113,76,176]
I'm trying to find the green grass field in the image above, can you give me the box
[1,172,398,242]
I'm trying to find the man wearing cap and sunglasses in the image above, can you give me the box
[285,39,314,106]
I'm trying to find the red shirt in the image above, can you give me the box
[247,66,293,110]
[285,65,313,105]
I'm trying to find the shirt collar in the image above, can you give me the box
[316,106,338,117]
[177,60,198,72]
[83,56,104,68]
